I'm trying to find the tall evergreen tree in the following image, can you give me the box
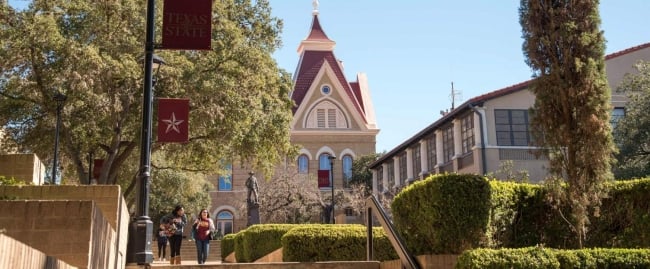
[519,0,614,248]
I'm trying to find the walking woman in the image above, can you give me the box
[161,205,187,265]
[193,209,215,264]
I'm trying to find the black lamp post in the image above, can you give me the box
[51,91,66,185]
[328,155,336,224]
[128,0,163,264]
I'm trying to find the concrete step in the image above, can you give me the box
[152,238,221,263]
[145,261,380,268]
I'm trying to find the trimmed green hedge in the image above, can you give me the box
[393,174,650,253]
[233,230,246,262]
[281,224,398,262]
[237,224,297,262]
[488,180,572,249]
[587,179,650,248]
[392,174,491,254]
[220,233,236,261]
[456,247,650,269]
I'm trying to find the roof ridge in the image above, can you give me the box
[605,42,650,60]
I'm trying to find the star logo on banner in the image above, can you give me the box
[162,112,184,134]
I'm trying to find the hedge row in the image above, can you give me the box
[235,224,296,262]
[282,225,398,262]
[456,247,650,269]
[392,174,650,254]
[392,174,491,254]
[221,233,236,261]
[222,224,398,262]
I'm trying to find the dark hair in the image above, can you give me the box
[172,205,184,216]
[199,208,211,219]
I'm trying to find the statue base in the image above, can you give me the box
[247,200,260,226]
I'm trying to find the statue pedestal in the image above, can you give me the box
[247,201,260,227]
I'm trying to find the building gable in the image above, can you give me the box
[292,60,368,132]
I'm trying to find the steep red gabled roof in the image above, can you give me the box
[292,51,366,123]
[291,13,367,123]
[349,82,365,114]
[306,15,332,41]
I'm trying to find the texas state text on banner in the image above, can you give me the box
[157,98,190,143]
[161,0,212,50]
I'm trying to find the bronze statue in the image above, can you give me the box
[245,171,259,204]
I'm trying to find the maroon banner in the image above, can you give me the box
[92,159,104,179]
[318,170,330,188]
[162,0,212,50]
[157,98,190,143]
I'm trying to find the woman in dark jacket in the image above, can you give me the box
[160,205,187,265]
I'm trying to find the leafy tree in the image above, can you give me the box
[0,0,294,200]
[612,61,650,179]
[520,0,615,248]
[257,169,323,223]
[148,165,212,229]
[349,153,381,191]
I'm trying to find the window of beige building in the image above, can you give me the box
[319,153,334,187]
[412,144,421,177]
[611,107,625,128]
[461,114,474,154]
[387,160,394,188]
[216,211,233,235]
[218,163,232,191]
[398,154,407,185]
[495,109,531,146]
[426,135,436,171]
[377,165,384,191]
[342,155,353,188]
[442,125,454,163]
[298,154,309,174]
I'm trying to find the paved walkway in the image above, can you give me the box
[150,259,222,266]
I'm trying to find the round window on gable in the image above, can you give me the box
[321,85,331,95]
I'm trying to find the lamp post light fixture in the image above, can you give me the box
[128,0,164,264]
[151,54,166,86]
[328,155,336,224]
[51,91,66,185]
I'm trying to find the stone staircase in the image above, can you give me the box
[152,238,221,263]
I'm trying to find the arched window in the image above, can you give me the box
[218,163,232,191]
[319,153,333,187]
[297,155,309,174]
[342,155,353,188]
[216,211,234,236]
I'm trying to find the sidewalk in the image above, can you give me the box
[150,259,222,266]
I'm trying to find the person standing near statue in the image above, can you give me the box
[246,171,259,204]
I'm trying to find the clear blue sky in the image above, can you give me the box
[270,1,650,153]
[7,0,650,153]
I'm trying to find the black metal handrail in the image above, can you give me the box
[366,195,420,269]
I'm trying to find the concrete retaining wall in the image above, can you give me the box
[0,233,77,269]
[0,185,130,269]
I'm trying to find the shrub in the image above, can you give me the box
[392,174,491,254]
[238,224,297,262]
[233,230,246,262]
[220,233,236,261]
[587,178,650,248]
[281,224,397,262]
[456,247,650,269]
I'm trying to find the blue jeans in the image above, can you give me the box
[195,239,210,264]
